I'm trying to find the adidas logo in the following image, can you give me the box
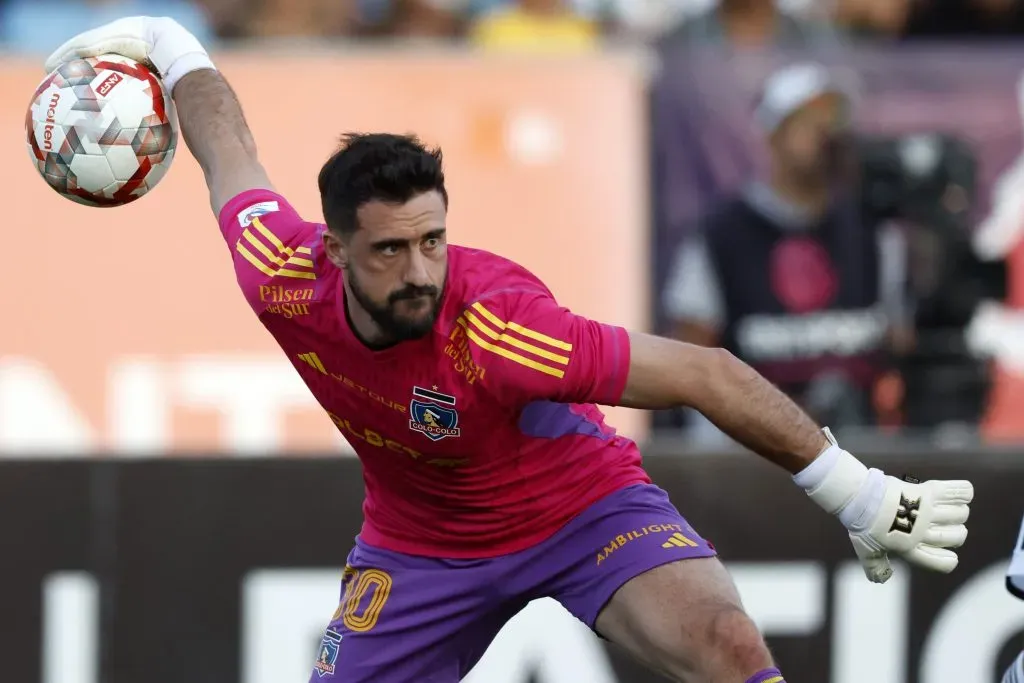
[297,352,327,374]
[662,532,699,549]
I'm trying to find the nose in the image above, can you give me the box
[404,251,432,289]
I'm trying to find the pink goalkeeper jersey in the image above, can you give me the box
[218,189,650,557]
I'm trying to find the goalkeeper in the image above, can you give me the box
[43,17,975,683]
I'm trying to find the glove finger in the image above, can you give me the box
[851,536,893,583]
[931,503,970,526]
[904,544,959,574]
[44,25,112,72]
[923,524,968,549]
[861,554,893,583]
[43,17,150,72]
[932,480,974,504]
[44,37,150,74]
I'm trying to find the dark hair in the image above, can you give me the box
[317,133,448,235]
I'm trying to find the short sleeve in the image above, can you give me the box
[462,290,631,408]
[217,189,320,314]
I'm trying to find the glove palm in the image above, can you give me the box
[847,476,972,583]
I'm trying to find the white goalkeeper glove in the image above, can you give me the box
[794,428,974,583]
[43,16,215,93]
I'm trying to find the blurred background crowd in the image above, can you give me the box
[5,0,1024,49]
[5,0,1024,452]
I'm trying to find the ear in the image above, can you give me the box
[322,230,348,269]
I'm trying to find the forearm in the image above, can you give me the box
[693,349,829,473]
[620,334,973,584]
[172,69,269,211]
[620,333,827,473]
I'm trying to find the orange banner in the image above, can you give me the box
[2,53,649,455]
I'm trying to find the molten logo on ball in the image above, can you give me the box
[43,92,60,151]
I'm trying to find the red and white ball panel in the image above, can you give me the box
[25,54,177,207]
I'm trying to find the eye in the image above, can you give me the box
[423,233,446,251]
[378,244,400,256]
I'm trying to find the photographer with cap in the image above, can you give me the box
[663,62,911,442]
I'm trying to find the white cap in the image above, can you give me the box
[754,62,852,135]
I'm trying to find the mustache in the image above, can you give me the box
[389,285,438,304]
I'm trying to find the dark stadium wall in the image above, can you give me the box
[0,454,1021,683]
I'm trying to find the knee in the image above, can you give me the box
[699,604,772,677]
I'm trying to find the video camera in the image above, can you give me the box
[855,133,1006,428]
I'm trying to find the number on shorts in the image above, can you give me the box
[333,567,392,633]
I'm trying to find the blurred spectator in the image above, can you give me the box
[833,0,911,39]
[353,0,463,39]
[600,0,691,41]
[662,0,843,48]
[388,0,463,39]
[662,63,908,438]
[469,0,601,51]
[245,0,359,38]
[0,0,214,52]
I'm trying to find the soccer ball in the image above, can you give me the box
[25,55,177,207]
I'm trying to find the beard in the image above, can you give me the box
[346,268,444,344]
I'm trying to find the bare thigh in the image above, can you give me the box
[594,557,774,683]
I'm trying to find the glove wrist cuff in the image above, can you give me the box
[794,434,869,516]
[147,17,215,93]
[162,52,215,93]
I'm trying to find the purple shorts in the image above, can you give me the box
[309,483,716,683]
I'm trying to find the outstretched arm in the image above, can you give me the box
[619,331,972,583]
[619,332,827,473]
[173,69,273,215]
[465,287,972,584]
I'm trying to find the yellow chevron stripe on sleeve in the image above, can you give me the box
[763,677,784,683]
[508,320,573,351]
[242,228,287,266]
[236,240,317,280]
[471,301,507,330]
[471,302,573,352]
[252,217,294,256]
[287,256,315,269]
[465,327,564,378]
[236,242,278,277]
[247,222,315,271]
[275,268,317,280]
[464,311,569,366]
[235,217,317,280]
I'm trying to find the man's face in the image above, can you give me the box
[772,92,846,183]
[326,190,448,343]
